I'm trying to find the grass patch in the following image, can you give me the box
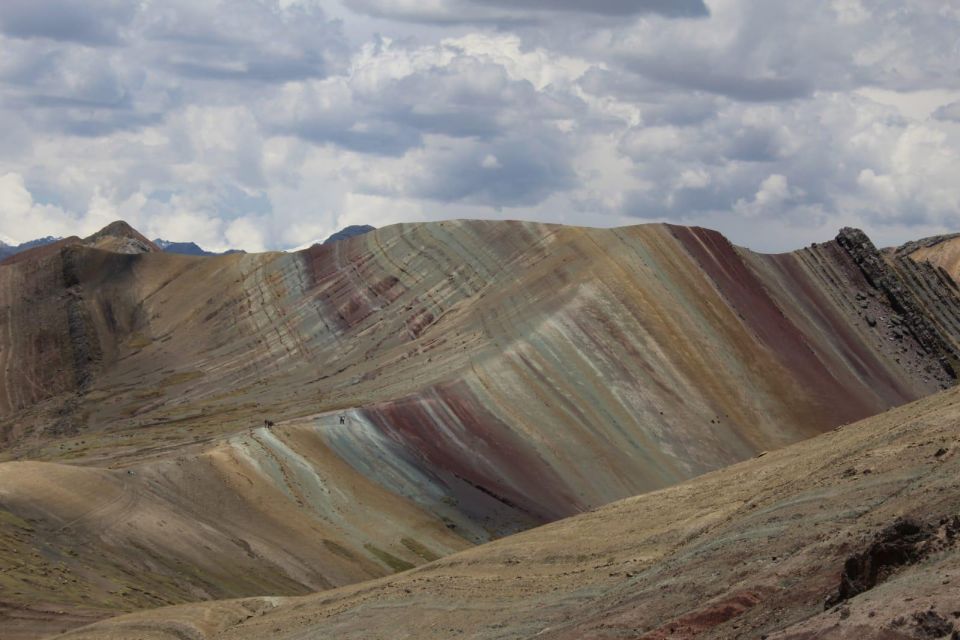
[126,333,153,350]
[0,509,33,531]
[364,544,415,573]
[323,539,357,561]
[401,537,440,562]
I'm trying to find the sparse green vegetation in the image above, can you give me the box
[323,539,357,561]
[401,537,439,562]
[364,544,415,572]
[0,508,33,531]
[126,333,153,350]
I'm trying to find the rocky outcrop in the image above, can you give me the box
[836,227,960,380]
[60,247,103,391]
[824,518,951,609]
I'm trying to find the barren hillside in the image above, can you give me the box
[2,220,960,637]
[52,372,960,640]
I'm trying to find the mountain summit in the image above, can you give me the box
[83,220,159,254]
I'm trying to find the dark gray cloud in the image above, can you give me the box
[600,1,960,106]
[611,87,960,247]
[0,0,136,45]
[579,68,720,127]
[934,102,960,123]
[0,36,165,137]
[140,4,344,85]
[467,0,708,18]
[261,80,423,156]
[344,0,707,25]
[622,58,813,102]
[48,111,165,138]
[167,54,327,84]
[406,136,577,207]
[342,1,523,26]
[723,126,788,163]
[380,58,583,139]
[264,50,584,158]
[279,118,422,157]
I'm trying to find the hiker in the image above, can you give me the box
[339,415,345,425]
[264,419,275,428]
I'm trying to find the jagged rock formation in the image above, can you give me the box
[836,227,960,381]
[3,219,960,637]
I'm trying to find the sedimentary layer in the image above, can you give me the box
[3,220,960,636]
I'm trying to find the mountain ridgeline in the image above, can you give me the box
[0,224,373,264]
[2,219,960,637]
[4,220,960,510]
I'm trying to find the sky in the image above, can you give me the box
[0,0,959,252]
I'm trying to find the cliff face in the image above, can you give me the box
[836,227,960,380]
[3,220,960,637]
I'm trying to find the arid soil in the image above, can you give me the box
[53,382,960,640]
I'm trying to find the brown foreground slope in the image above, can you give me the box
[3,220,960,637]
[54,379,960,640]
[0,419,471,639]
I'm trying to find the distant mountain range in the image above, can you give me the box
[0,224,376,260]
[0,236,63,261]
[152,239,245,256]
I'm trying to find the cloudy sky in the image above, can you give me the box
[1,0,959,252]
